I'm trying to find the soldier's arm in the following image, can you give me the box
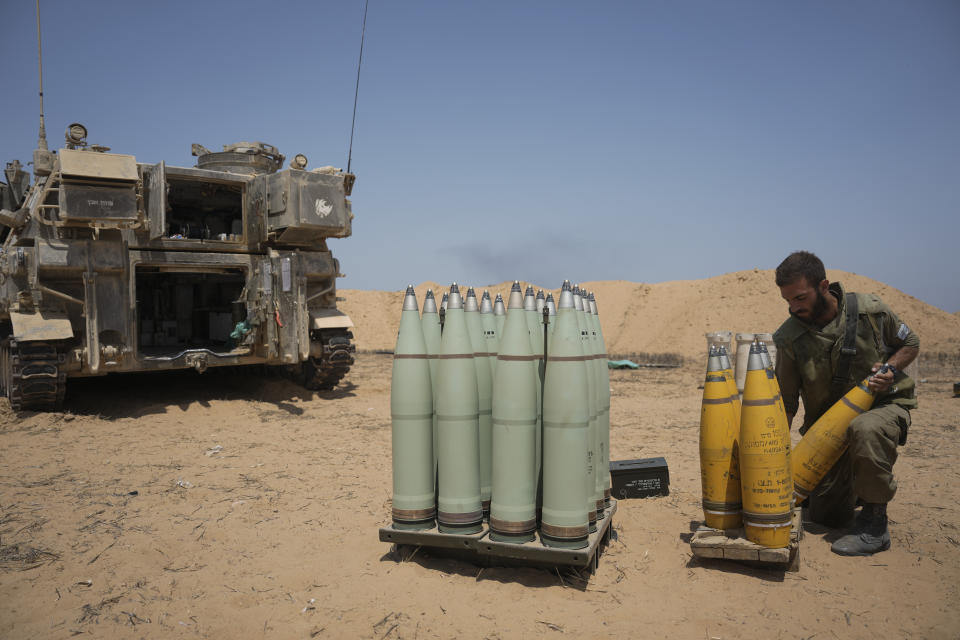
[867,304,920,392]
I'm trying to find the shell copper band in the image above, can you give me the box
[489,516,537,535]
[392,506,436,522]
[705,375,727,383]
[702,397,733,405]
[497,354,540,361]
[539,522,589,540]
[435,353,474,359]
[438,510,484,525]
[703,499,743,512]
[393,353,430,359]
[546,355,591,362]
[741,510,791,524]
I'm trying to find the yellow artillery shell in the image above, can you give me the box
[739,344,792,548]
[792,379,876,503]
[699,349,742,530]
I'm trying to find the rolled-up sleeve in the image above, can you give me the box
[880,304,920,352]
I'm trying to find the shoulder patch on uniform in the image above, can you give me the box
[897,322,910,341]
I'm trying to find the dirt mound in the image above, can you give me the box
[340,270,960,361]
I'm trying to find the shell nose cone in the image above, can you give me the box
[558,284,575,309]
[447,284,463,309]
[536,290,545,300]
[464,292,479,312]
[422,290,438,314]
[467,287,477,298]
[512,281,522,292]
[507,288,524,309]
[747,341,765,370]
[402,286,419,311]
[493,294,506,316]
[561,280,572,292]
[479,293,493,314]
[546,294,556,316]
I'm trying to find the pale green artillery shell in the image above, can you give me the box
[490,304,539,541]
[391,307,435,528]
[523,306,544,487]
[421,309,442,480]
[594,310,612,498]
[587,311,608,508]
[575,302,601,524]
[465,306,494,509]
[436,306,483,533]
[541,306,590,547]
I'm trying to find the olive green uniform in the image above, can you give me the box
[774,282,918,527]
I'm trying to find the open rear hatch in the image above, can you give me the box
[135,267,246,358]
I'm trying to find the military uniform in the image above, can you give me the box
[774,282,918,527]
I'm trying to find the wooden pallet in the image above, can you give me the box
[689,508,802,571]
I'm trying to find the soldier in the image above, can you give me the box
[773,251,919,556]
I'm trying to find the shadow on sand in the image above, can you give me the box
[52,367,358,420]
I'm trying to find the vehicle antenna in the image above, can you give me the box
[35,0,48,152]
[346,0,369,175]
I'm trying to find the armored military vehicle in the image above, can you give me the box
[0,123,356,411]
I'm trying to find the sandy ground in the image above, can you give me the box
[1,352,958,639]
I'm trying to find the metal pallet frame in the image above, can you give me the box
[380,500,617,572]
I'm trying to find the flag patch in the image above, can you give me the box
[897,323,910,340]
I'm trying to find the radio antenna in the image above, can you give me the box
[346,0,369,175]
[35,0,48,151]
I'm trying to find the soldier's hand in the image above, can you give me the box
[867,362,894,393]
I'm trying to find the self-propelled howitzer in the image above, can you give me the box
[0,126,356,411]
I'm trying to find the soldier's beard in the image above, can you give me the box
[790,288,831,325]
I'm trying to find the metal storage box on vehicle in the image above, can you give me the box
[265,170,352,244]
[609,457,670,499]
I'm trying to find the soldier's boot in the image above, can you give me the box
[831,503,891,556]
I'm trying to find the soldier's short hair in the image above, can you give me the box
[776,251,826,287]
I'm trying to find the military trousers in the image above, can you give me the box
[807,403,910,528]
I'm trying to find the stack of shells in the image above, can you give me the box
[698,338,887,548]
[390,280,611,549]
[697,338,793,547]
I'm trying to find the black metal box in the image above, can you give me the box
[609,457,669,499]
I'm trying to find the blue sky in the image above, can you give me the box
[3,1,958,311]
